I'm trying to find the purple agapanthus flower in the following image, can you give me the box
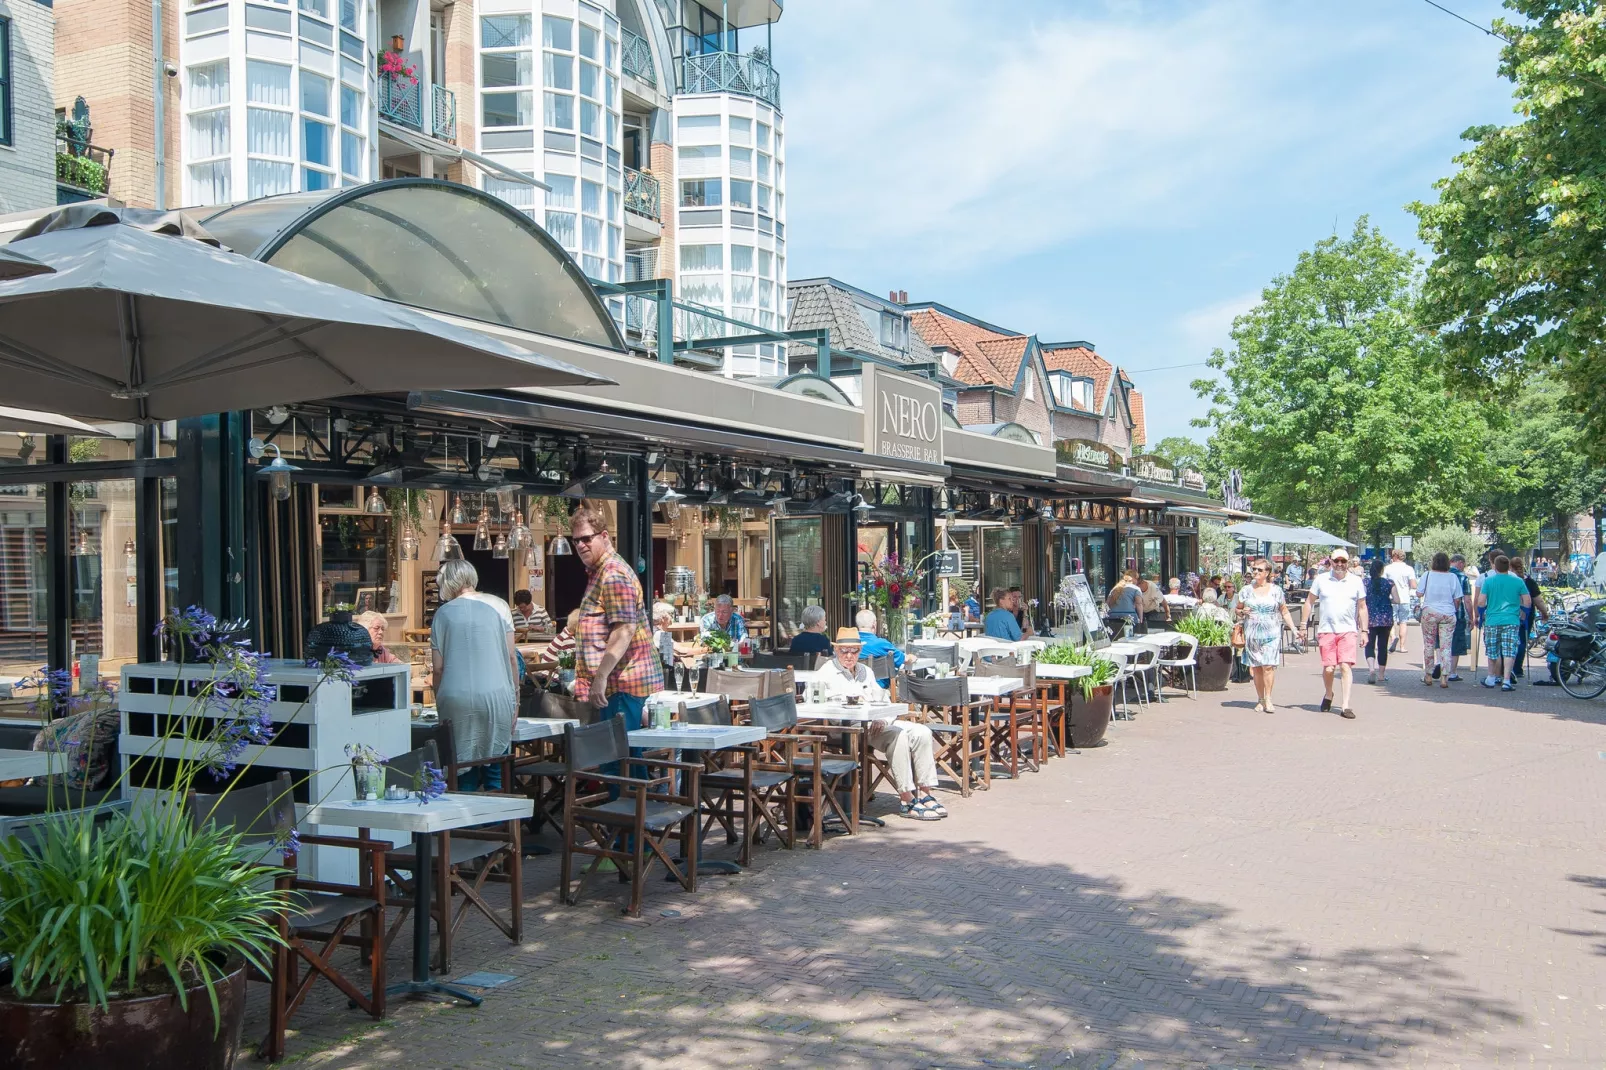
[416,760,447,805]
[275,825,301,862]
[308,649,361,686]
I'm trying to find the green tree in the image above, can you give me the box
[1151,435,1209,474]
[1411,2,1606,460]
[1474,376,1606,560]
[1413,524,1488,565]
[1192,219,1489,543]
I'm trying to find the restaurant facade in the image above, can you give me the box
[0,180,1236,691]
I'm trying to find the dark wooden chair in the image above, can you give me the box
[560,717,702,917]
[186,772,386,1063]
[975,661,1045,777]
[900,674,990,797]
[749,651,814,670]
[512,692,601,836]
[392,722,521,972]
[749,692,856,846]
[681,696,796,864]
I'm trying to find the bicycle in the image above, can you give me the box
[1552,625,1606,700]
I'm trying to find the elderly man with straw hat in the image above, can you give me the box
[817,627,946,821]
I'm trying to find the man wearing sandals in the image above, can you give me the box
[817,627,947,821]
[1305,548,1367,719]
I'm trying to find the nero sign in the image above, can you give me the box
[862,365,943,466]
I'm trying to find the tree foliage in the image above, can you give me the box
[1413,524,1489,565]
[1192,219,1489,542]
[1412,1,1606,460]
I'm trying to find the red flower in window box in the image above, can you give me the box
[379,50,418,86]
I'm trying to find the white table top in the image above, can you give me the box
[965,676,1029,698]
[1030,663,1093,680]
[514,717,578,742]
[0,748,56,781]
[303,792,533,834]
[1135,631,1186,646]
[629,724,767,750]
[648,691,721,709]
[795,701,907,723]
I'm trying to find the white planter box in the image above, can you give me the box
[118,660,412,885]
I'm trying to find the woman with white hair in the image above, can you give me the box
[430,559,517,790]
[651,602,678,680]
[787,604,833,660]
[353,610,401,664]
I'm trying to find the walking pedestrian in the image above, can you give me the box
[1235,559,1298,713]
[1363,557,1395,683]
[569,502,663,726]
[430,559,517,791]
[1476,554,1531,692]
[1509,558,1548,679]
[1447,554,1474,681]
[1383,548,1417,653]
[1418,553,1462,687]
[1304,548,1367,718]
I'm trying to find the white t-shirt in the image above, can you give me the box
[1382,561,1416,604]
[1420,570,1462,616]
[1310,572,1366,634]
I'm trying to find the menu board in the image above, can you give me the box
[1066,574,1109,646]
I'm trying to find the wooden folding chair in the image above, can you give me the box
[187,772,387,1063]
[560,718,702,917]
[747,692,840,847]
[512,692,600,836]
[900,674,990,796]
[681,696,796,864]
[976,661,1045,776]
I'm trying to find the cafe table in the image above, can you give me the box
[794,701,907,812]
[647,690,721,715]
[628,724,768,874]
[0,748,56,781]
[514,716,579,743]
[301,792,533,1006]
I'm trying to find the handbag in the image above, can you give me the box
[1230,622,1246,647]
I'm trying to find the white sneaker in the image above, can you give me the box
[1482,675,1499,688]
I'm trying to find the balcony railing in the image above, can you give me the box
[431,84,457,143]
[55,135,114,197]
[623,166,660,221]
[378,74,457,143]
[621,26,656,88]
[682,51,779,109]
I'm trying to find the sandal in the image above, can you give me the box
[1254,703,1266,713]
[918,794,949,818]
[899,800,942,821]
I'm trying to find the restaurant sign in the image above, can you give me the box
[1055,437,1116,470]
[1221,468,1253,512]
[1130,454,1178,484]
[1180,469,1207,491]
[862,364,943,467]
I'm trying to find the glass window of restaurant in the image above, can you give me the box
[982,526,1023,599]
[771,517,822,645]
[1055,527,1110,600]
[1122,534,1163,582]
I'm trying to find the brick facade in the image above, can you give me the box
[649,137,674,278]
[441,0,476,186]
[0,0,56,213]
[55,0,180,209]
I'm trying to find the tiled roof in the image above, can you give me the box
[784,279,934,367]
[908,308,1029,389]
[1041,343,1113,413]
[1129,390,1146,447]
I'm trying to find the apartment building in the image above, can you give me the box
[0,0,57,213]
[53,0,785,374]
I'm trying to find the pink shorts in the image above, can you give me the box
[1318,631,1358,667]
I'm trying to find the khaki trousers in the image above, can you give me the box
[867,720,938,794]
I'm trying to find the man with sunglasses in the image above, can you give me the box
[570,503,663,724]
[1304,548,1367,719]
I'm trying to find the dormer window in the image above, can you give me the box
[936,346,959,376]
[1051,371,1093,410]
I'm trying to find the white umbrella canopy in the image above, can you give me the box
[0,207,614,423]
[0,406,113,436]
[0,247,53,281]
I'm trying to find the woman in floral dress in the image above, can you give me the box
[1235,559,1299,713]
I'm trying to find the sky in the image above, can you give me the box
[772,0,1518,446]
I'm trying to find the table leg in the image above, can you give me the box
[386,830,484,1006]
[667,747,743,877]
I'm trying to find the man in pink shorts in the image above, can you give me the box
[1304,548,1368,719]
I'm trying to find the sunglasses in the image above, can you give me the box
[571,532,605,548]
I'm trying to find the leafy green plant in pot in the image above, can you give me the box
[1038,643,1118,747]
[0,607,379,1069]
[1174,613,1234,692]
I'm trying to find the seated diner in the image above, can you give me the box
[983,588,1022,641]
[787,604,833,659]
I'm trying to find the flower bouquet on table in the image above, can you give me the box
[848,552,937,644]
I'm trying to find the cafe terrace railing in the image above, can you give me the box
[624,167,661,221]
[681,51,779,109]
[621,26,657,88]
[378,75,457,143]
[431,84,457,143]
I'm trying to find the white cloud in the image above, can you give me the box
[1179,289,1261,357]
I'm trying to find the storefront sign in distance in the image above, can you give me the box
[1055,438,1116,470]
[862,365,943,467]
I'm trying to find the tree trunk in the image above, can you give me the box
[1346,505,1360,549]
[1556,510,1572,567]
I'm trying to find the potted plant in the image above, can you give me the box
[0,607,388,1069]
[701,627,735,667]
[1039,643,1118,747]
[378,49,418,87]
[1175,614,1233,691]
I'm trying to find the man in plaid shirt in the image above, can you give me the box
[570,503,663,727]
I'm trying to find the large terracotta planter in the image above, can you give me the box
[1196,644,1234,691]
[1068,684,1113,747]
[0,962,247,1070]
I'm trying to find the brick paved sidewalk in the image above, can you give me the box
[261,643,1606,1068]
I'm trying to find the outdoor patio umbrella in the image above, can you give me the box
[0,406,112,435]
[1284,525,1354,547]
[0,247,53,281]
[0,206,614,423]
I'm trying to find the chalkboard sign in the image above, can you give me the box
[1066,574,1110,647]
[933,550,962,577]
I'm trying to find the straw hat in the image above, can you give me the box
[832,626,863,647]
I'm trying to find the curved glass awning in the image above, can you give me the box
[963,421,1040,445]
[768,372,853,405]
[199,179,624,351]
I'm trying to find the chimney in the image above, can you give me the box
[889,289,908,304]
[889,290,899,302]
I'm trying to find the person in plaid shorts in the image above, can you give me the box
[569,502,663,726]
[1476,554,1531,693]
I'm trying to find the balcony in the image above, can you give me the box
[378,75,457,143]
[621,26,656,89]
[682,51,779,109]
[55,136,114,201]
[624,167,660,221]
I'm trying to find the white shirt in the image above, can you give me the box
[817,658,889,702]
[1420,570,1462,616]
[1310,572,1366,634]
[1382,561,1417,604]
[1593,552,1606,584]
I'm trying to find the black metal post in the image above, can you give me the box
[135,426,163,662]
[45,437,70,674]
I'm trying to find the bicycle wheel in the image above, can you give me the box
[1559,650,1606,700]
